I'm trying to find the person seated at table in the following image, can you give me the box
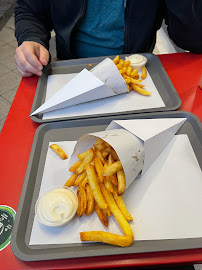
[14,0,202,77]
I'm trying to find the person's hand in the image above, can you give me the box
[15,41,49,77]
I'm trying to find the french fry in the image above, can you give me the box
[124,60,131,67]
[100,150,109,159]
[116,63,123,70]
[69,160,82,172]
[77,189,82,217]
[103,161,123,176]
[108,154,118,186]
[104,176,114,193]
[130,78,142,84]
[131,83,151,96]
[86,164,107,209]
[77,148,92,160]
[74,171,87,186]
[95,202,108,227]
[94,156,104,183]
[110,148,119,161]
[124,78,131,85]
[94,142,105,151]
[119,69,125,75]
[95,149,106,165]
[80,231,133,247]
[76,148,95,174]
[95,138,104,145]
[81,176,88,187]
[126,66,132,76]
[127,84,133,91]
[64,173,78,187]
[85,183,94,216]
[112,55,119,65]
[89,160,95,166]
[119,59,125,66]
[104,207,112,216]
[77,185,87,217]
[141,67,147,79]
[113,187,133,221]
[104,141,111,148]
[49,144,68,160]
[117,169,126,195]
[100,183,134,238]
[131,69,138,78]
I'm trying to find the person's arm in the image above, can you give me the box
[14,0,53,77]
[165,0,202,53]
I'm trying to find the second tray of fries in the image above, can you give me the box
[30,53,181,123]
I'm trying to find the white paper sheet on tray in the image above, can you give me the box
[42,69,165,120]
[29,134,202,246]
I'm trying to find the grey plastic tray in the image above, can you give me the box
[30,53,181,123]
[11,111,202,262]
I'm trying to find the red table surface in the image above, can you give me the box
[0,53,202,270]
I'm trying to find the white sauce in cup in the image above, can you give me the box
[36,187,78,227]
[125,54,147,70]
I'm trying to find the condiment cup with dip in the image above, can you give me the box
[125,54,147,71]
[35,186,78,227]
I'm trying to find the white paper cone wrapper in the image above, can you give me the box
[31,58,129,115]
[91,58,129,94]
[68,129,144,189]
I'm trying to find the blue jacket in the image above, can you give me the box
[14,0,202,60]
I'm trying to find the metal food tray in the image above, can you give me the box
[11,111,202,262]
[30,53,181,123]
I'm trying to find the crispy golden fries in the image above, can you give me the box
[131,83,151,96]
[94,156,104,183]
[77,185,87,217]
[69,160,82,172]
[85,183,94,216]
[86,164,107,209]
[141,67,147,79]
[95,202,108,227]
[112,55,150,96]
[77,148,91,160]
[108,154,118,186]
[117,169,126,195]
[64,173,78,187]
[103,161,122,176]
[95,149,105,165]
[113,187,133,221]
[49,144,68,160]
[100,183,134,238]
[80,231,133,247]
[65,137,134,247]
[81,176,88,187]
[76,148,95,174]
[112,55,119,65]
[74,171,87,186]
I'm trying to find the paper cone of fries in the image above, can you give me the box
[31,58,128,116]
[68,118,186,189]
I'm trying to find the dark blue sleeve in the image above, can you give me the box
[14,0,53,50]
[165,0,202,53]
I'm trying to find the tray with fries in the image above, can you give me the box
[11,111,202,262]
[30,53,181,123]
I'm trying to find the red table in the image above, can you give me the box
[0,53,202,270]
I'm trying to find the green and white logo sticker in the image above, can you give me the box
[0,205,16,251]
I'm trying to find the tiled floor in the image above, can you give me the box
[0,15,173,133]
